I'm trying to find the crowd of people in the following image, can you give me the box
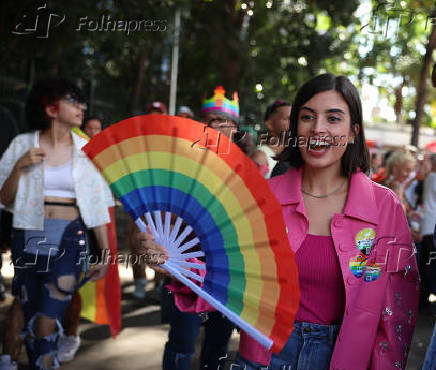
[0,66,434,370]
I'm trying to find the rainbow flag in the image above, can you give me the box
[79,207,121,337]
[73,127,121,338]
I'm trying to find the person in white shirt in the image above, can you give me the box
[0,78,112,370]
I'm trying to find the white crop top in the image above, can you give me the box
[44,160,76,198]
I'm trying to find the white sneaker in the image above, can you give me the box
[57,335,81,363]
[0,355,17,370]
[132,278,147,299]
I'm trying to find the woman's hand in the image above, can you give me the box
[0,148,46,206]
[15,148,45,170]
[132,229,171,276]
[87,262,109,281]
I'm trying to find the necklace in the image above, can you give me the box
[301,180,347,199]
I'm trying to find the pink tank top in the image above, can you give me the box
[295,234,345,324]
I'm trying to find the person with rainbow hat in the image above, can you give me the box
[199,86,239,139]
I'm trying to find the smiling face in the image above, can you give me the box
[297,90,357,172]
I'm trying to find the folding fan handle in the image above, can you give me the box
[163,262,273,350]
[134,216,273,350]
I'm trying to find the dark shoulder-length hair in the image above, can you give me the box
[278,73,370,178]
[25,78,84,131]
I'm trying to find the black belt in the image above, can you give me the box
[44,201,77,207]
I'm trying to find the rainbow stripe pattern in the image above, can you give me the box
[71,127,121,337]
[201,86,239,122]
[82,115,299,352]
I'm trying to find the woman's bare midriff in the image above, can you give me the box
[44,196,79,220]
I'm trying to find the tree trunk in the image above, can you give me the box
[411,22,436,146]
[219,0,245,90]
[394,77,406,124]
[130,47,149,114]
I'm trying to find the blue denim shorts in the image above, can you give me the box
[236,321,340,370]
[11,217,88,319]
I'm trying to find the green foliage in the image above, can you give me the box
[0,0,374,129]
[349,0,436,127]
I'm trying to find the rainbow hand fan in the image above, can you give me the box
[83,115,299,353]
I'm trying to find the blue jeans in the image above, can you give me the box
[236,321,340,370]
[162,293,234,370]
[11,218,87,370]
[423,322,436,370]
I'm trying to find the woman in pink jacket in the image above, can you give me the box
[139,74,419,370]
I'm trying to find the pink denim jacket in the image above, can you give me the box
[170,167,419,370]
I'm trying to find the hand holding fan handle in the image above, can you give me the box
[134,217,273,350]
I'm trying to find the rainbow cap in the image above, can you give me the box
[201,86,239,123]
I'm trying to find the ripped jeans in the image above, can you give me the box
[11,218,87,370]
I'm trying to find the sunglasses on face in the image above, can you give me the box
[63,96,87,110]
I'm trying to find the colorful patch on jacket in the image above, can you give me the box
[350,228,380,282]
[355,228,376,256]
[363,262,381,282]
[349,255,381,283]
[349,254,366,278]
